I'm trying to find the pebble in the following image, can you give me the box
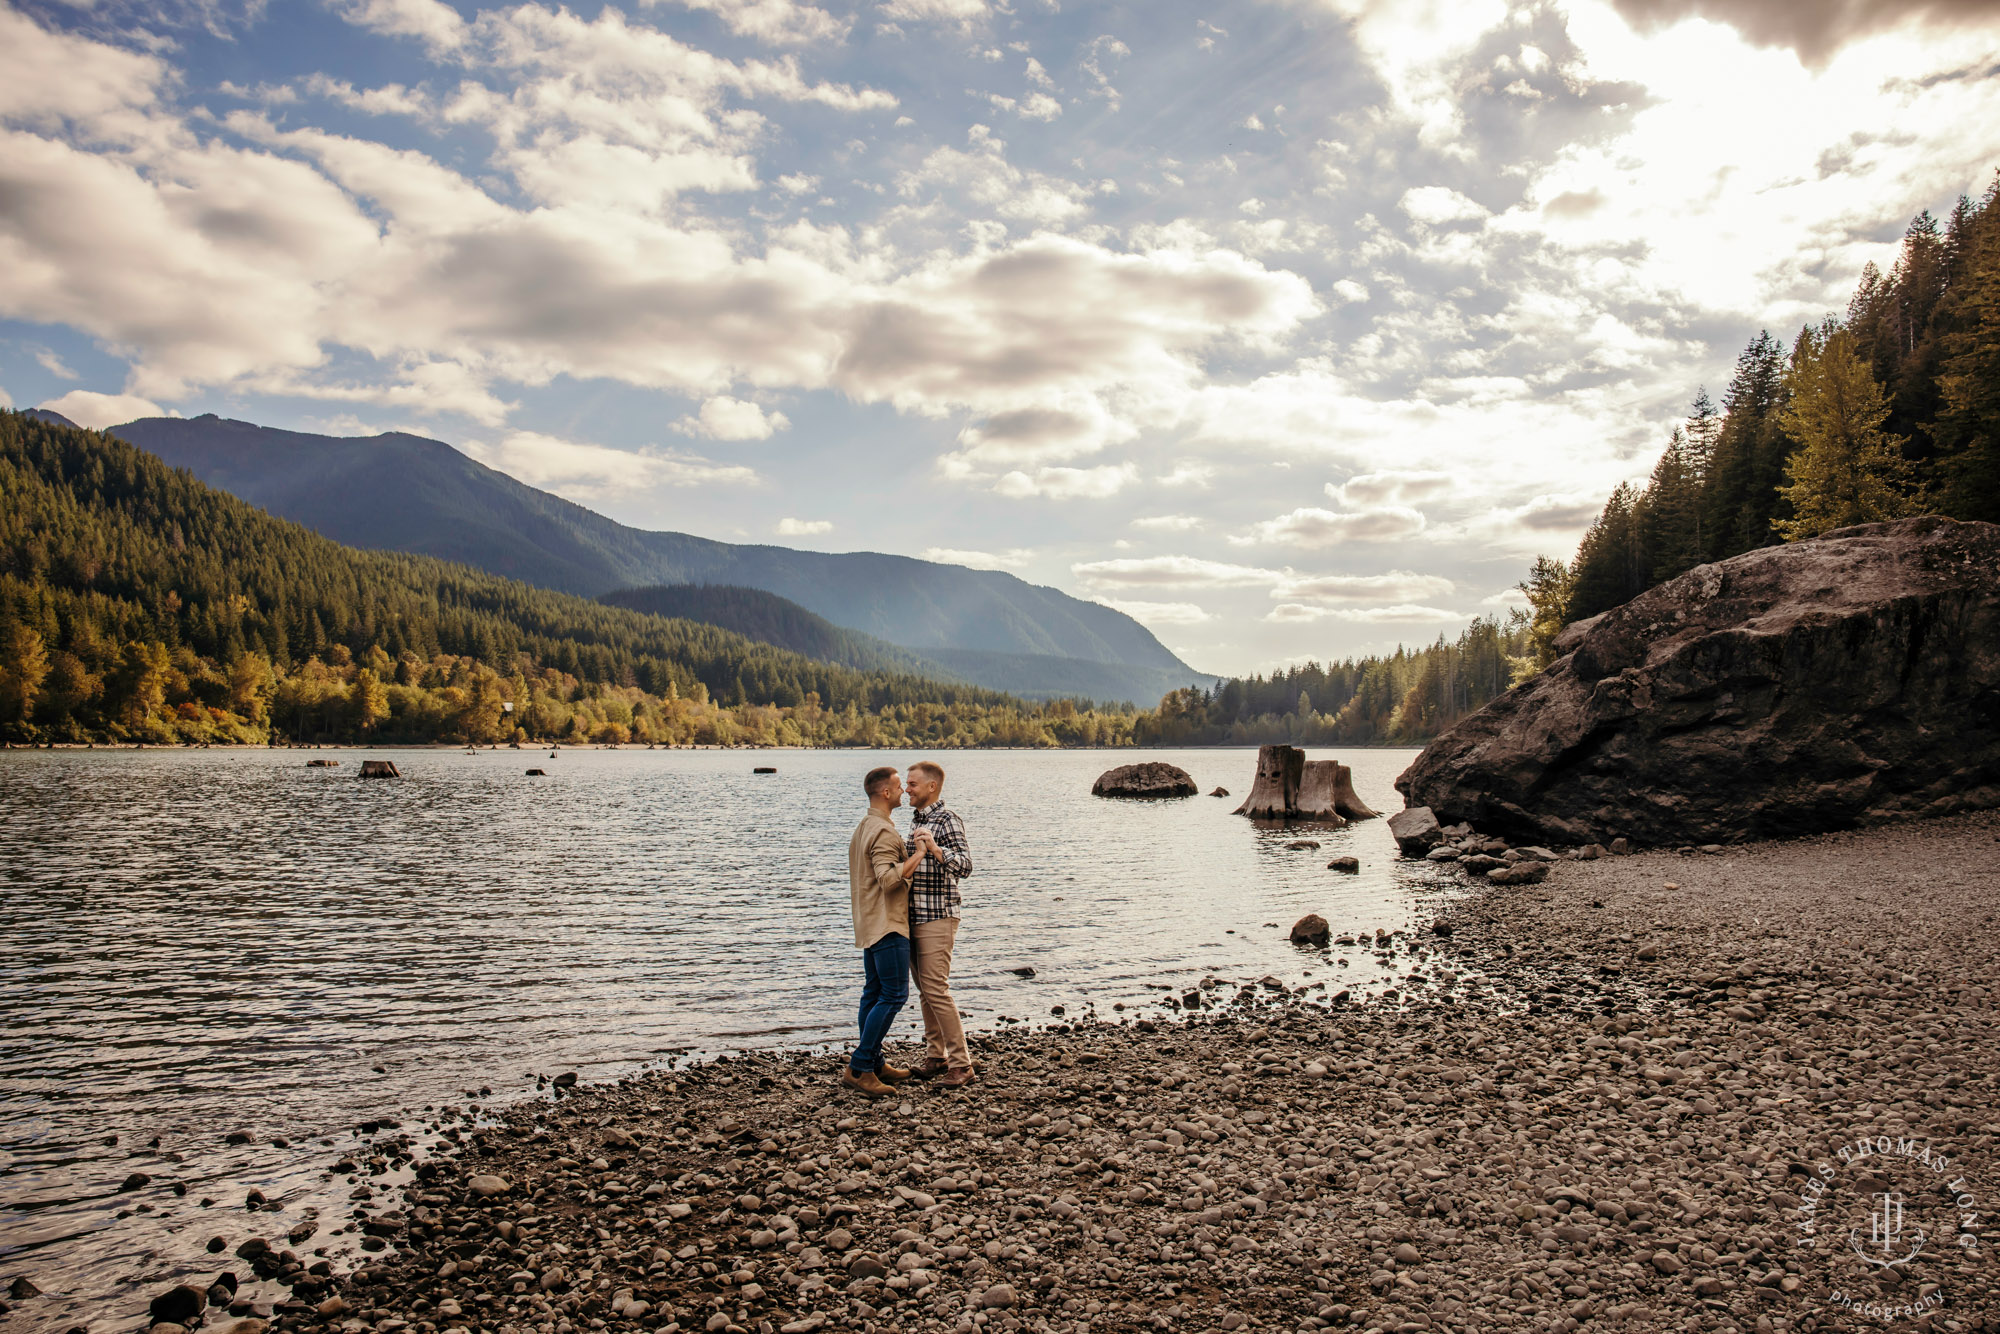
[241,809,1999,1334]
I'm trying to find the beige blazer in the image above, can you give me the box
[848,810,910,949]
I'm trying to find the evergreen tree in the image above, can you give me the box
[1700,331,1792,557]
[1932,176,2000,521]
[1772,321,1923,540]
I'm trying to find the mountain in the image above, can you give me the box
[597,583,1206,704]
[0,410,1089,747]
[104,415,1210,704]
[600,584,957,679]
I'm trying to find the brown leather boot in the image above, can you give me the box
[841,1068,893,1097]
[877,1062,914,1084]
[940,1068,975,1089]
[914,1057,950,1078]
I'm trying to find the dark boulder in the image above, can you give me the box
[1091,762,1197,799]
[1289,913,1331,945]
[149,1285,206,1327]
[1397,517,2000,847]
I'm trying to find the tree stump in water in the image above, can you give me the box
[1332,762,1381,820]
[359,760,401,779]
[1234,745,1303,818]
[1293,761,1352,826]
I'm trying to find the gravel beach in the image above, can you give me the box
[104,811,2000,1334]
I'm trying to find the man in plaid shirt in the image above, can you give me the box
[905,760,975,1087]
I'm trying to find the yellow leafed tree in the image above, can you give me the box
[1773,322,1922,540]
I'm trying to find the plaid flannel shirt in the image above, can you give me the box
[906,801,972,924]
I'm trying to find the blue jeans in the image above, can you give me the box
[851,932,910,1075]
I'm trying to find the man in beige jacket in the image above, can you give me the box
[844,765,927,1097]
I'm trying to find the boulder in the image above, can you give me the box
[1396,517,2000,846]
[1291,762,1351,826]
[1091,762,1197,799]
[1209,787,1229,798]
[1289,914,1331,945]
[1234,745,1302,818]
[1326,856,1360,873]
[149,1285,206,1327]
[1386,806,1442,856]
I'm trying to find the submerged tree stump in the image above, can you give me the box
[359,760,401,779]
[1332,762,1381,820]
[1234,745,1303,818]
[1293,761,1352,826]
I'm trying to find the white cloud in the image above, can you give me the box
[1130,513,1203,532]
[1273,570,1456,603]
[1400,185,1489,225]
[1330,470,1454,507]
[1239,505,1428,547]
[460,431,757,499]
[776,517,833,535]
[1096,598,1213,626]
[674,396,791,440]
[659,0,852,45]
[1072,555,1286,589]
[37,389,166,428]
[33,348,78,380]
[1157,464,1214,488]
[921,546,1032,569]
[331,0,468,52]
[1481,586,1530,606]
[1266,602,1465,624]
[994,463,1137,499]
[879,0,988,23]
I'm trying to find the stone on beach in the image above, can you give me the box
[466,1174,510,1197]
[1386,805,1442,856]
[1398,515,2000,846]
[1090,762,1197,798]
[1326,855,1360,872]
[220,808,2000,1334]
[1288,913,1330,945]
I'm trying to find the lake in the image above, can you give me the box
[0,745,1445,1327]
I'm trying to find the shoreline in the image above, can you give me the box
[105,816,2000,1334]
[70,810,1995,1334]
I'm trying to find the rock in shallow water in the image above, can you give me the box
[1091,762,1197,798]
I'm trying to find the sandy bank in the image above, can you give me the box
[116,813,2000,1334]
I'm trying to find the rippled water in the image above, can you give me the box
[0,745,1442,1328]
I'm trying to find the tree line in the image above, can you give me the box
[1513,170,2000,662]
[0,412,1141,748]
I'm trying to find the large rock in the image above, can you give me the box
[1396,517,2000,846]
[1386,806,1442,856]
[1091,762,1196,798]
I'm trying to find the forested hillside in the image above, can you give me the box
[109,413,1202,703]
[599,584,954,679]
[1134,616,1532,747]
[0,414,1139,747]
[1516,170,2000,660]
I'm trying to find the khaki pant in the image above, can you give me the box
[910,917,971,1071]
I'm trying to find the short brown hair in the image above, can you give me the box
[864,766,898,797]
[909,760,945,784]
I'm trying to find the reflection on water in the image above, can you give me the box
[0,745,1439,1327]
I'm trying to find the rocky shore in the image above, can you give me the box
[82,813,2000,1334]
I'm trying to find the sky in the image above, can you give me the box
[2,0,1997,678]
